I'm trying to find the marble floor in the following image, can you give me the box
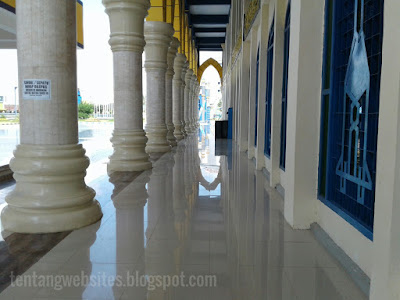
[0,126,367,299]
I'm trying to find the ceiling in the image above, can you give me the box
[185,0,231,52]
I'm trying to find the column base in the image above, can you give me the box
[111,172,150,209]
[174,124,184,141]
[166,123,177,147]
[189,121,196,133]
[108,129,152,173]
[145,125,172,154]
[181,121,187,137]
[185,123,193,134]
[1,144,103,233]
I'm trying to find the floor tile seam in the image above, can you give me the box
[254,240,314,245]
[107,142,175,201]
[0,231,72,294]
[281,268,301,300]
[56,262,143,269]
[229,262,340,268]
[208,229,212,274]
[58,247,95,269]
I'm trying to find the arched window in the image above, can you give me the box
[255,47,260,146]
[318,0,384,239]
[280,2,291,169]
[264,18,274,157]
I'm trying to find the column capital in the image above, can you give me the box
[144,21,174,71]
[103,0,150,53]
[111,172,150,209]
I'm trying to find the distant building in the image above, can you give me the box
[3,104,19,112]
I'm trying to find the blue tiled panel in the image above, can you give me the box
[255,48,260,146]
[264,19,274,157]
[320,0,384,239]
[280,3,291,169]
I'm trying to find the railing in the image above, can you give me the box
[93,103,114,119]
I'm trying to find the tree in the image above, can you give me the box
[78,102,94,119]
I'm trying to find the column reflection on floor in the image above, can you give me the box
[111,171,149,299]
[171,124,367,300]
[145,152,177,299]
[0,125,367,299]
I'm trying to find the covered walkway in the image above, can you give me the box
[0,0,399,298]
[0,126,366,299]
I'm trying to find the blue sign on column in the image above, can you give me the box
[77,89,82,105]
[227,107,233,139]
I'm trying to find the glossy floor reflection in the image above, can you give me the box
[0,125,366,299]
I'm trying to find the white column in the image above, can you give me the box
[145,154,176,275]
[188,76,193,132]
[193,80,199,129]
[269,0,285,188]
[184,69,194,134]
[284,0,324,228]
[233,67,238,141]
[181,62,189,137]
[370,1,400,298]
[1,0,102,233]
[247,28,259,159]
[165,37,180,147]
[255,4,270,170]
[239,41,250,151]
[144,21,174,154]
[111,172,148,299]
[191,74,198,131]
[172,53,186,141]
[197,82,200,127]
[188,75,194,132]
[104,0,151,173]
[196,81,200,128]
[173,143,186,223]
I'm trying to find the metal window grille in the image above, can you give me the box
[319,0,384,239]
[264,19,275,157]
[280,2,291,169]
[255,48,260,146]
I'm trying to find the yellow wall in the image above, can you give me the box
[0,0,15,9]
[147,0,175,24]
[146,0,199,61]
[76,1,84,48]
[185,16,190,61]
[147,0,164,22]
[173,0,181,49]
[165,0,175,24]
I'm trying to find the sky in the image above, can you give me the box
[0,0,222,105]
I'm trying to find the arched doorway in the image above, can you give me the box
[197,58,223,83]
